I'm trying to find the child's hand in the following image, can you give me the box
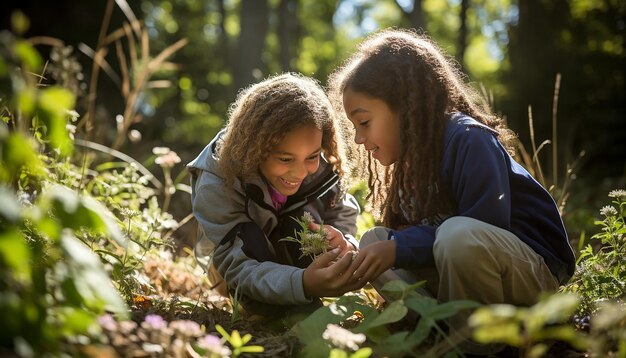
[346,240,396,286]
[308,222,352,257]
[302,248,367,297]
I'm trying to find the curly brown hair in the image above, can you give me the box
[327,28,516,227]
[218,73,350,190]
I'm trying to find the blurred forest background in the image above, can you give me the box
[1,0,624,241]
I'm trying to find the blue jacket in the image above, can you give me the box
[391,113,575,284]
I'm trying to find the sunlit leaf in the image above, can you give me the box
[14,40,41,72]
[360,300,407,330]
[60,233,127,316]
[36,87,75,156]
[0,228,31,281]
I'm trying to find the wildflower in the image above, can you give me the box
[169,320,202,338]
[600,205,618,217]
[155,151,181,168]
[118,320,138,335]
[66,123,76,140]
[152,146,171,156]
[322,323,366,352]
[65,109,80,122]
[608,189,626,199]
[280,211,329,260]
[197,335,232,357]
[120,207,140,218]
[142,314,167,330]
[129,129,142,143]
[302,211,314,224]
[98,314,117,331]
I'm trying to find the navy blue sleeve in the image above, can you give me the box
[392,125,512,269]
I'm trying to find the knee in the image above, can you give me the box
[359,226,391,249]
[434,216,488,262]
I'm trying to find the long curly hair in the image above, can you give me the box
[218,73,350,190]
[327,28,516,227]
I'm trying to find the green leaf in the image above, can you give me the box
[11,11,30,35]
[404,295,438,317]
[329,349,348,358]
[14,40,41,72]
[426,300,481,320]
[60,234,128,316]
[360,300,407,331]
[525,293,579,332]
[44,184,124,245]
[36,87,75,156]
[376,332,414,358]
[1,132,46,181]
[0,228,31,281]
[52,307,97,336]
[351,347,372,358]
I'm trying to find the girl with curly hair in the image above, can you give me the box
[329,29,575,354]
[188,73,362,313]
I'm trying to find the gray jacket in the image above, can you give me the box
[187,131,359,305]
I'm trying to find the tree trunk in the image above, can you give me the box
[234,0,269,90]
[278,0,298,71]
[457,0,469,70]
[395,0,425,32]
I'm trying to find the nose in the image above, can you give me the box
[292,161,309,180]
[354,131,365,144]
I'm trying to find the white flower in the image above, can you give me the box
[152,146,171,155]
[600,205,618,217]
[322,323,366,351]
[155,151,181,168]
[608,189,626,199]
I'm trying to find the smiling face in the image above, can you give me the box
[259,125,323,196]
[343,88,402,166]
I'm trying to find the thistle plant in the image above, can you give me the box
[280,211,329,260]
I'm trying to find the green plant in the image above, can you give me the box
[469,293,589,358]
[291,280,479,358]
[562,189,626,314]
[1,26,128,355]
[215,324,264,357]
[280,211,330,260]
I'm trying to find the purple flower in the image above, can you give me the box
[143,314,167,330]
[98,314,117,331]
[170,320,202,337]
[197,335,232,357]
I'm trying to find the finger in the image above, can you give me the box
[329,252,353,275]
[308,222,321,231]
[311,247,341,268]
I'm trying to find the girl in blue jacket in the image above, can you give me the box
[328,29,575,355]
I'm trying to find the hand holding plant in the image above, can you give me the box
[308,221,353,257]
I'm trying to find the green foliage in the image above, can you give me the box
[469,293,589,358]
[0,26,190,355]
[562,189,626,314]
[215,324,264,357]
[292,281,480,357]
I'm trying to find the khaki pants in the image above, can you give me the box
[360,216,559,354]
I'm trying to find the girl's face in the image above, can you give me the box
[343,88,401,166]
[259,125,323,196]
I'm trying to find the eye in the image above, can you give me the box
[278,157,292,163]
[359,120,370,127]
[306,153,320,161]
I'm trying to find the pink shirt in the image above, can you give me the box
[267,184,288,211]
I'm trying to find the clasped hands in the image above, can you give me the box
[302,222,396,298]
